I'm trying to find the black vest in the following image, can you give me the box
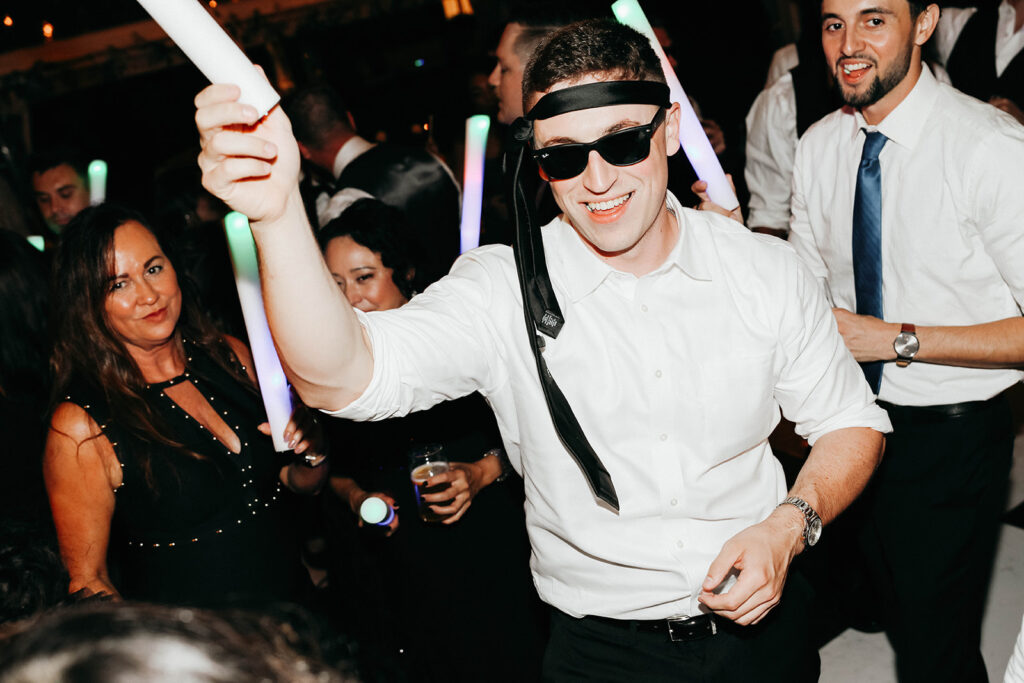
[946,4,1024,104]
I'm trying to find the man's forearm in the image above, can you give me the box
[251,189,373,410]
[913,317,1024,368]
[836,310,1024,369]
[785,426,884,527]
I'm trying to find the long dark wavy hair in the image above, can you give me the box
[49,204,254,487]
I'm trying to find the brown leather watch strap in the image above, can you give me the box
[895,323,918,368]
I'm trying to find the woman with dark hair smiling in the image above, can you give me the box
[317,199,546,683]
[44,203,327,608]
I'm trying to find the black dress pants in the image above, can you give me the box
[861,396,1013,683]
[542,572,819,682]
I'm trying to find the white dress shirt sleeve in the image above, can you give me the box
[745,74,798,232]
[786,133,830,281]
[770,241,890,443]
[322,246,510,420]
[964,117,1024,309]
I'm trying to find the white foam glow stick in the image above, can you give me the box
[88,159,107,206]
[460,114,490,253]
[223,212,293,451]
[611,0,739,210]
[136,0,279,116]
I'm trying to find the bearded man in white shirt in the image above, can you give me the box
[195,18,889,682]
[786,1,1024,680]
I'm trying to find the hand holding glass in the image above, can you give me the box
[409,445,454,523]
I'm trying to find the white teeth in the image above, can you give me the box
[842,62,871,74]
[586,192,632,212]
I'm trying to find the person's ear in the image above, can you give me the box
[664,102,682,156]
[914,4,940,47]
[297,141,312,161]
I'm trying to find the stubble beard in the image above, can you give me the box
[836,38,914,109]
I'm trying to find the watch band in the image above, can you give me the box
[894,322,919,368]
[778,496,822,548]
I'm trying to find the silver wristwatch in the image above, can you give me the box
[893,322,919,368]
[778,497,822,548]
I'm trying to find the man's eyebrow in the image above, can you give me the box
[540,119,644,146]
[55,183,77,193]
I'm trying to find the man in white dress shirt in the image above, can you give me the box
[195,19,889,681]
[788,1,1024,680]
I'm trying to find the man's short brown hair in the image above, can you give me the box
[521,19,665,114]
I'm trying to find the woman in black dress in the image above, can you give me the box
[319,199,546,683]
[44,204,328,607]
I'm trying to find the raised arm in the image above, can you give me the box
[43,403,121,598]
[195,84,371,411]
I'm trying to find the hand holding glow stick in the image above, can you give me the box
[612,0,739,210]
[223,212,293,451]
[88,159,107,206]
[136,0,279,116]
[460,115,491,253]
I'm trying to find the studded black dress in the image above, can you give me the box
[66,338,309,608]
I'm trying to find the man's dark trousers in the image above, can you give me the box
[542,572,819,682]
[863,395,1013,683]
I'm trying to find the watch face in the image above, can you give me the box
[807,518,823,546]
[894,332,920,359]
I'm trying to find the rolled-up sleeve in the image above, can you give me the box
[772,246,892,443]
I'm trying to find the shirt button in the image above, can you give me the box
[659,434,668,442]
[670,498,678,506]
[641,304,649,313]
[655,370,663,378]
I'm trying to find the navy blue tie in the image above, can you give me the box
[852,130,887,394]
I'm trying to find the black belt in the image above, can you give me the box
[877,393,1005,424]
[584,613,718,642]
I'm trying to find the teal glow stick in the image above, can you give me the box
[223,212,293,451]
[460,114,491,253]
[612,0,738,210]
[88,159,107,205]
[26,235,45,252]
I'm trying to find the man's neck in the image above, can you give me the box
[1010,0,1024,33]
[310,131,356,174]
[860,60,923,126]
[588,204,679,278]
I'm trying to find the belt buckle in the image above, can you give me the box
[665,615,716,642]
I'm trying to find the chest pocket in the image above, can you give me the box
[696,352,776,462]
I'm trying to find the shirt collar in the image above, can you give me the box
[332,135,376,179]
[853,64,939,151]
[554,190,711,303]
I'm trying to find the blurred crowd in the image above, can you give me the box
[1,0,1024,681]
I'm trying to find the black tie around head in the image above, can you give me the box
[504,79,669,513]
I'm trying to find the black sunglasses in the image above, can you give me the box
[531,108,666,181]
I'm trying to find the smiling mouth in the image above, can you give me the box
[144,308,167,322]
[586,192,633,213]
[839,60,873,80]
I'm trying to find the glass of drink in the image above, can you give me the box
[408,444,453,522]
